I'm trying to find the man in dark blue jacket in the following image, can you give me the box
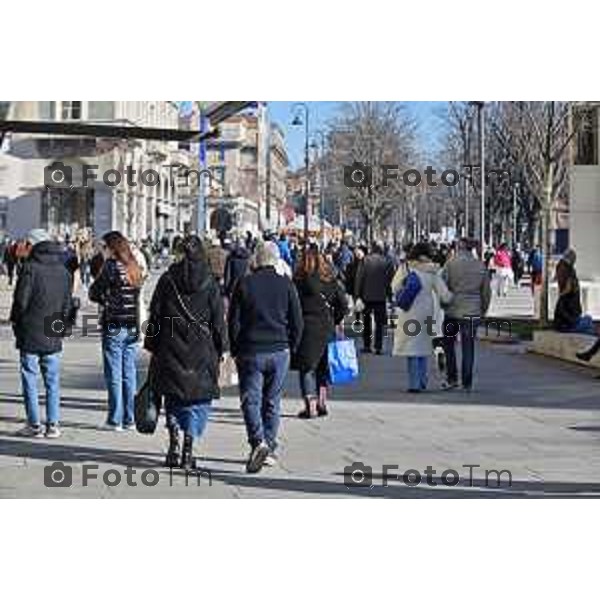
[228,241,303,473]
[10,229,71,438]
[223,240,251,299]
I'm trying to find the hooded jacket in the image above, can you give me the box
[144,257,227,402]
[10,241,71,354]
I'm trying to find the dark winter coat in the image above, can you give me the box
[344,257,362,297]
[10,241,71,354]
[553,259,582,332]
[144,257,227,402]
[89,258,140,329]
[292,273,348,371]
[224,245,251,298]
[355,253,393,303]
[228,266,304,357]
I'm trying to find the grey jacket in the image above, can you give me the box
[442,251,491,318]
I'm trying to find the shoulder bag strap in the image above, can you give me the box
[166,273,213,340]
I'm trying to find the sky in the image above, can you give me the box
[266,101,449,170]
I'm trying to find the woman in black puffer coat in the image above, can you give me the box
[293,245,348,419]
[144,236,227,470]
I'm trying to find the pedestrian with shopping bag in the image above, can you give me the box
[292,244,348,419]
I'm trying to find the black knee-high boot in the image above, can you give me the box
[165,425,181,468]
[180,434,196,470]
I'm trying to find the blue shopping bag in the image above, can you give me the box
[327,339,359,385]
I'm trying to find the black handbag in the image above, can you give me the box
[134,364,162,434]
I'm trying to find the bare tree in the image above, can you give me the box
[491,102,578,324]
[324,102,416,243]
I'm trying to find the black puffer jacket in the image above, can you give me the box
[89,258,140,328]
[144,257,227,402]
[10,241,71,354]
[292,273,348,371]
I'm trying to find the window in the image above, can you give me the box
[575,107,598,165]
[61,101,82,120]
[39,101,56,120]
[88,101,114,120]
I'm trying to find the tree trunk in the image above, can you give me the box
[529,207,540,247]
[540,164,554,327]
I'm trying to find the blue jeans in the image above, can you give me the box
[20,352,61,426]
[407,356,428,390]
[442,318,479,388]
[165,398,212,439]
[102,326,138,426]
[236,349,290,451]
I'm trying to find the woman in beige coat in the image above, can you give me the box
[391,243,452,392]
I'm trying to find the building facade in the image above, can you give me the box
[570,102,600,315]
[204,105,289,236]
[0,101,195,242]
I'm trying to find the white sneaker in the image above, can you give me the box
[104,423,123,432]
[124,423,136,432]
[45,424,61,439]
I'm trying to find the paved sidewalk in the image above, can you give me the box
[2,314,600,497]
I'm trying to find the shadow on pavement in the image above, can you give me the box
[198,468,600,498]
[0,437,164,469]
[1,394,107,413]
[568,425,600,433]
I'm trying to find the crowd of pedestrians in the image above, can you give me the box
[9,224,582,474]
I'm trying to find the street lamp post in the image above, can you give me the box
[311,129,326,245]
[469,101,486,254]
[196,104,207,235]
[475,101,485,253]
[291,103,310,243]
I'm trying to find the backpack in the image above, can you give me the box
[395,270,422,311]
